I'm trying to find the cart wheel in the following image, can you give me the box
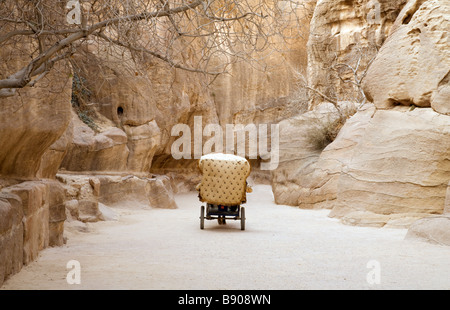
[200,205,205,230]
[240,207,245,230]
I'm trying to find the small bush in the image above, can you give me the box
[75,108,99,132]
[307,105,356,151]
[71,72,99,132]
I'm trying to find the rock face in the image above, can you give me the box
[97,174,178,209]
[297,103,376,209]
[57,173,178,217]
[210,1,314,126]
[272,0,450,233]
[307,0,407,108]
[405,215,450,246]
[446,181,450,214]
[0,180,66,285]
[60,115,129,172]
[271,102,346,206]
[330,107,450,227]
[273,105,450,229]
[405,179,450,245]
[64,50,210,175]
[0,62,72,178]
[362,0,450,114]
[0,18,72,285]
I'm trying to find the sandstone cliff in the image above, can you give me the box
[272,0,450,242]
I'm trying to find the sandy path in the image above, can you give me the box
[2,185,450,290]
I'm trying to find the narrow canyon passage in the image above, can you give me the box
[2,185,450,290]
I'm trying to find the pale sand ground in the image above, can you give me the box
[2,185,450,290]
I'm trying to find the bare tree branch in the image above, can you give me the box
[0,0,204,95]
[0,0,309,98]
[95,31,223,75]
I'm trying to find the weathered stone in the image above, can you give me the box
[445,181,450,214]
[124,120,161,172]
[44,180,67,246]
[77,200,102,223]
[147,176,178,209]
[362,0,450,113]
[0,43,72,178]
[56,174,101,223]
[297,103,376,209]
[98,175,150,206]
[2,182,50,265]
[0,194,23,287]
[98,203,119,221]
[37,120,74,179]
[330,107,450,226]
[89,177,101,197]
[406,215,450,246]
[60,115,130,172]
[2,181,47,217]
[271,102,350,206]
[307,0,407,108]
[64,199,80,221]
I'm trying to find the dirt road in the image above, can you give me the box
[2,185,450,290]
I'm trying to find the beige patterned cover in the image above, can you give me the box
[196,153,251,206]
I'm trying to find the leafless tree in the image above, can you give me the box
[330,45,378,108]
[292,43,378,114]
[0,0,311,98]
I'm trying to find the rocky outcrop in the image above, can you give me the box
[297,103,375,209]
[405,180,450,246]
[362,0,450,114]
[330,107,450,227]
[60,115,129,173]
[67,49,212,172]
[0,180,66,285]
[272,0,450,233]
[327,0,450,229]
[446,181,450,214]
[97,174,177,209]
[307,0,407,108]
[0,24,72,285]
[273,105,450,229]
[271,102,354,206]
[405,215,450,246]
[211,1,314,126]
[124,121,161,173]
[57,173,178,214]
[37,121,74,179]
[0,63,72,178]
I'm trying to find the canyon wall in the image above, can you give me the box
[0,0,313,285]
[307,0,408,108]
[272,0,450,243]
[0,1,72,285]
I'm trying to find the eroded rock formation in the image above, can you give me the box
[307,0,407,108]
[362,0,450,114]
[272,0,450,232]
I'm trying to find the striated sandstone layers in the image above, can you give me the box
[332,0,450,229]
[0,180,66,285]
[330,107,450,227]
[271,102,350,206]
[272,0,450,233]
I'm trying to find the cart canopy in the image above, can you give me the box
[197,153,251,206]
